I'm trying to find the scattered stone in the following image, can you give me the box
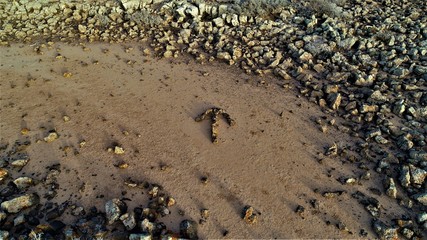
[13,177,34,190]
[0,168,8,183]
[114,146,125,154]
[105,198,127,225]
[44,132,58,143]
[372,220,398,240]
[295,205,305,218]
[120,212,137,230]
[1,193,40,213]
[11,159,29,168]
[409,164,427,185]
[242,206,257,224]
[385,178,397,199]
[412,192,427,206]
[180,220,198,240]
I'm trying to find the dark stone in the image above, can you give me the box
[180,220,198,240]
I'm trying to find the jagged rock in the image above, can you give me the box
[105,198,127,225]
[409,164,427,185]
[400,165,411,188]
[0,168,8,183]
[385,178,397,199]
[412,192,427,206]
[417,212,427,223]
[140,218,155,234]
[0,231,9,240]
[120,212,136,230]
[129,233,152,240]
[13,177,34,190]
[44,132,58,142]
[339,37,358,50]
[1,194,40,213]
[180,220,198,239]
[372,220,398,240]
[327,93,342,110]
[409,150,427,161]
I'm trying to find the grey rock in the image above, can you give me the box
[129,233,152,240]
[400,165,411,188]
[385,178,397,199]
[0,231,9,240]
[180,220,198,240]
[339,37,358,50]
[14,214,25,226]
[1,193,40,213]
[105,198,127,225]
[401,228,414,239]
[141,218,155,234]
[120,212,136,230]
[372,220,398,240]
[409,150,427,161]
[409,164,427,185]
[417,212,427,223]
[412,192,427,205]
[397,135,413,151]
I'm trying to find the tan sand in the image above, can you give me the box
[0,43,405,238]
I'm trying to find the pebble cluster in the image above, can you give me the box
[1,0,426,239]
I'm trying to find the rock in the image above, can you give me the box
[105,198,127,225]
[11,159,29,168]
[385,178,397,199]
[412,192,427,206]
[397,135,413,151]
[242,206,257,224]
[44,132,58,142]
[327,93,341,110]
[409,164,427,185]
[372,220,398,240]
[409,150,427,161]
[78,24,87,33]
[0,168,8,183]
[339,37,358,50]
[213,17,224,27]
[14,214,25,226]
[417,212,427,223]
[400,165,411,188]
[163,50,173,58]
[401,228,414,239]
[0,231,9,240]
[180,220,198,239]
[216,51,231,61]
[129,234,152,240]
[1,193,40,213]
[185,4,199,18]
[114,146,125,154]
[140,218,155,233]
[121,0,140,10]
[0,211,6,221]
[13,177,34,190]
[120,212,136,230]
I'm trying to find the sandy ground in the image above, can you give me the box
[0,43,407,238]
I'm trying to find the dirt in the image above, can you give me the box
[0,42,407,238]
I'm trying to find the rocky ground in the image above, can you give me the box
[0,0,426,239]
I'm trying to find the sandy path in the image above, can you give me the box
[0,43,406,238]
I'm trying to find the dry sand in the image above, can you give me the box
[0,43,408,238]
